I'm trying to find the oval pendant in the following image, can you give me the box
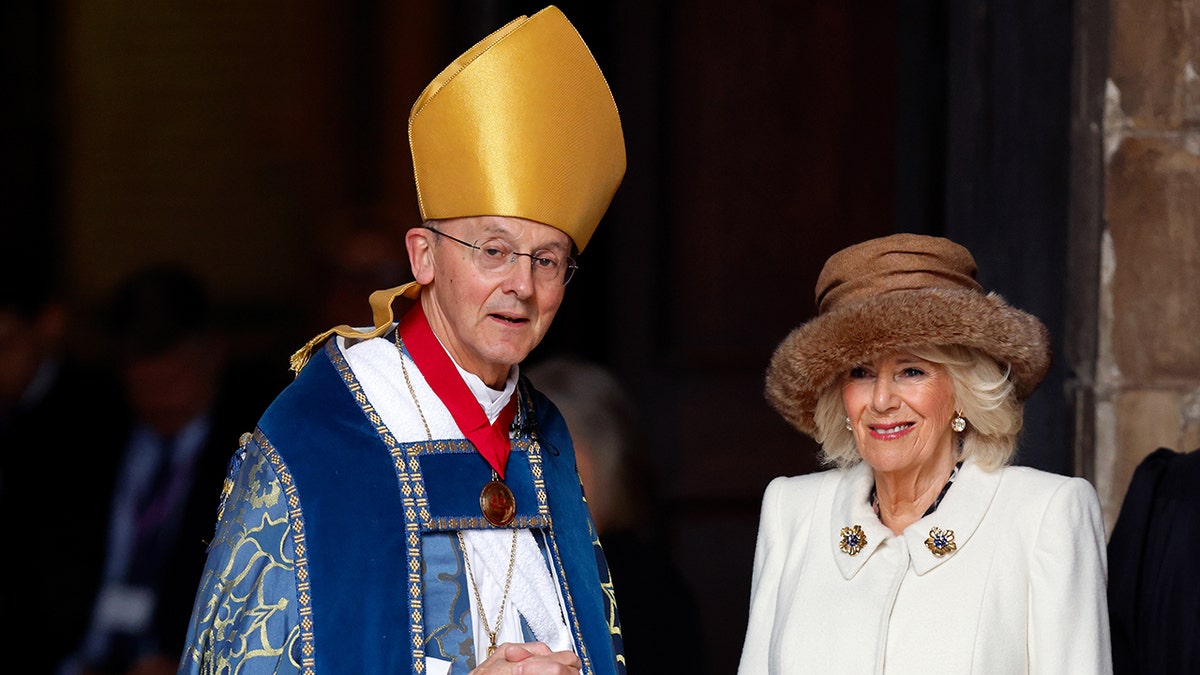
[480,480,516,527]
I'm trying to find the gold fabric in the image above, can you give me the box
[289,282,420,374]
[408,5,625,253]
[293,6,625,375]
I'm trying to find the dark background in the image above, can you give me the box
[4,1,1075,672]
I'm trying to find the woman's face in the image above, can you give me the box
[841,351,958,476]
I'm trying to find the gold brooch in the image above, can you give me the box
[839,525,867,556]
[925,527,957,556]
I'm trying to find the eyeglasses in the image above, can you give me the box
[422,225,578,285]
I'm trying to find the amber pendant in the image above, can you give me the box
[480,480,516,526]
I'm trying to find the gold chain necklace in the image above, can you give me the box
[457,529,519,657]
[394,329,520,659]
[395,331,433,440]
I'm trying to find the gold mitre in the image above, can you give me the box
[408,5,625,253]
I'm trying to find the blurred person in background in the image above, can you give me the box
[0,262,125,672]
[309,202,413,333]
[58,264,285,675]
[1107,445,1200,674]
[525,355,708,674]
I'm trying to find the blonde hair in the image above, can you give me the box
[812,345,1023,471]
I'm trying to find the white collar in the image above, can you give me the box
[831,458,1002,578]
[453,359,518,423]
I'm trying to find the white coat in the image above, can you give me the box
[738,458,1112,674]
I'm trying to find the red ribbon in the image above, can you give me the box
[398,303,518,478]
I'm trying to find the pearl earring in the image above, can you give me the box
[845,416,852,431]
[951,411,967,433]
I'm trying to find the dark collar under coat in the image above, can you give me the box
[831,458,1002,579]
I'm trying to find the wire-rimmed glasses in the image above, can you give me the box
[422,225,578,286]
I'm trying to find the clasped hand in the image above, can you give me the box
[469,641,581,674]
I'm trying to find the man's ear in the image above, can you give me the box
[406,226,436,285]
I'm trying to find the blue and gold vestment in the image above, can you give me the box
[179,334,625,675]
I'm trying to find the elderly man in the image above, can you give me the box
[179,6,627,675]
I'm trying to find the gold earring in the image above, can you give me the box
[951,411,967,433]
[845,416,852,431]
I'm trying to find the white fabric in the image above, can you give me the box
[341,333,461,442]
[461,529,574,653]
[738,459,1112,674]
[341,332,574,660]
[454,359,519,419]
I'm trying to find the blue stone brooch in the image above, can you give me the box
[839,525,867,556]
[925,527,957,557]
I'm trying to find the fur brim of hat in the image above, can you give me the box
[764,286,1051,438]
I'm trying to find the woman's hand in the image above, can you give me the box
[469,642,581,674]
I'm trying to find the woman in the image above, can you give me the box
[738,233,1111,674]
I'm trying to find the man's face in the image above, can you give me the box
[410,216,573,388]
[122,336,223,436]
[0,304,64,407]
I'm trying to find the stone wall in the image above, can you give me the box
[1095,0,1200,531]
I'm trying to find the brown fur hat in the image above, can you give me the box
[765,233,1051,438]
